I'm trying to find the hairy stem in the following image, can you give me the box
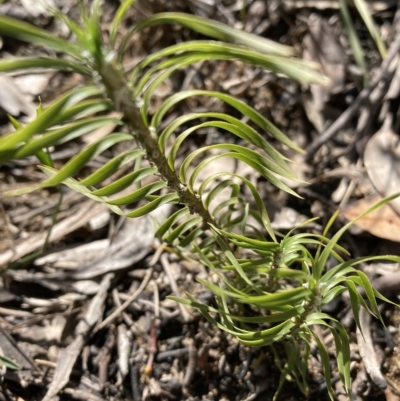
[98,59,216,226]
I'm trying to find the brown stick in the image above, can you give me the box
[305,31,400,162]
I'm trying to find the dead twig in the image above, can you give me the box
[183,338,197,388]
[112,288,134,327]
[305,31,400,161]
[117,323,132,383]
[96,326,116,391]
[130,362,142,401]
[160,254,190,322]
[94,268,152,333]
[143,317,157,376]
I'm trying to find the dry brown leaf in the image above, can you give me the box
[0,74,35,117]
[302,14,345,132]
[20,0,56,17]
[305,14,346,94]
[272,206,321,231]
[341,194,400,242]
[71,208,167,280]
[13,73,53,97]
[364,121,400,214]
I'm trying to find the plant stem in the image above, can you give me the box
[98,59,216,226]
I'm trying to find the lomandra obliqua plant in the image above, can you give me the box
[0,1,398,399]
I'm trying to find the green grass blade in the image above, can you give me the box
[110,0,138,47]
[0,355,21,371]
[339,0,368,84]
[0,57,90,74]
[353,0,387,58]
[0,14,82,58]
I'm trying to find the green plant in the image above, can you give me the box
[0,1,398,400]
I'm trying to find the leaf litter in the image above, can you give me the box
[1,1,400,401]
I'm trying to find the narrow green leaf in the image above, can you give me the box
[178,227,204,247]
[121,12,295,60]
[237,286,310,309]
[106,181,167,205]
[331,324,352,396]
[315,192,400,280]
[40,133,132,188]
[165,216,203,243]
[311,331,335,401]
[155,207,191,239]
[356,270,382,322]
[205,179,239,209]
[210,226,276,249]
[212,231,253,286]
[235,319,296,346]
[153,90,303,152]
[125,193,180,218]
[0,57,90,74]
[91,166,157,196]
[7,117,120,162]
[321,255,400,284]
[0,86,102,152]
[52,9,88,47]
[339,0,368,84]
[183,149,299,198]
[353,0,387,58]
[110,0,138,46]
[38,166,124,215]
[0,355,21,370]
[346,280,364,336]
[0,14,82,58]
[321,286,346,306]
[79,149,144,187]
